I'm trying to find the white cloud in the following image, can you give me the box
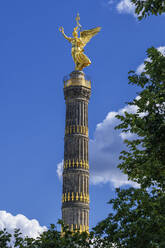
[136,62,145,74]
[157,46,165,56]
[116,0,135,16]
[0,211,47,239]
[89,104,138,187]
[136,46,165,74]
[56,160,63,180]
[57,103,139,188]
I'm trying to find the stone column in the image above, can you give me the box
[62,70,91,232]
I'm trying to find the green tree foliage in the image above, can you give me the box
[116,47,165,189]
[0,229,12,248]
[93,47,165,247]
[0,223,94,248]
[93,4,165,245]
[94,187,165,248]
[131,0,165,20]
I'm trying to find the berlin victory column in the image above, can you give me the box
[59,14,101,232]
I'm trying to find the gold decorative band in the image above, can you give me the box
[64,160,89,170]
[61,225,89,233]
[65,125,88,136]
[64,78,91,89]
[62,192,90,204]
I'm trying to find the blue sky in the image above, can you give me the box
[0,0,164,236]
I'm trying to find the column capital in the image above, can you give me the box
[63,71,91,90]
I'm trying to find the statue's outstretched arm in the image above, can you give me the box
[59,27,72,43]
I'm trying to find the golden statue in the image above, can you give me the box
[59,14,101,71]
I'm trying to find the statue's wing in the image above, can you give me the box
[80,27,101,46]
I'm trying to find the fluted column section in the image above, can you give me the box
[62,71,91,232]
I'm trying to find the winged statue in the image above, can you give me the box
[59,14,101,71]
